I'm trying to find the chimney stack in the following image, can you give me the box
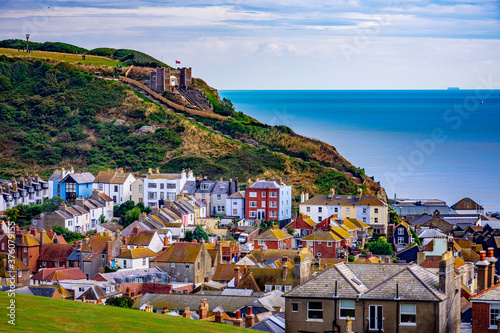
[75,197,85,208]
[357,188,362,200]
[120,246,127,254]
[282,265,288,281]
[183,307,191,319]
[476,250,490,292]
[133,225,140,235]
[40,229,47,245]
[233,310,243,327]
[328,188,335,199]
[83,236,90,247]
[234,266,240,286]
[245,306,255,327]
[215,311,223,323]
[301,191,305,203]
[486,248,497,289]
[439,250,456,298]
[305,191,309,201]
[59,204,67,212]
[106,239,112,264]
[152,206,159,217]
[198,299,208,319]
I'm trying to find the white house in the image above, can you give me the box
[143,169,195,208]
[126,229,164,253]
[115,248,157,270]
[131,178,144,205]
[226,190,245,219]
[93,169,136,205]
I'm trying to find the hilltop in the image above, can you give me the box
[0,41,385,200]
[0,292,247,332]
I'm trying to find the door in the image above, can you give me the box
[369,305,383,331]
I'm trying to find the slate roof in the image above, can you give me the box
[195,180,217,194]
[92,267,163,282]
[395,206,456,217]
[255,229,293,241]
[301,194,386,207]
[471,283,500,301]
[286,262,446,301]
[417,229,446,239]
[60,172,95,184]
[451,198,484,211]
[38,243,74,262]
[181,181,197,194]
[48,170,63,181]
[248,180,287,189]
[152,243,203,263]
[77,285,109,300]
[410,214,435,226]
[228,191,245,199]
[212,181,231,195]
[116,248,157,259]
[14,285,71,298]
[98,222,122,233]
[250,312,286,333]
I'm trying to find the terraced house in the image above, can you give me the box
[299,188,388,233]
[93,169,135,205]
[285,251,461,333]
[0,174,49,211]
[143,169,194,208]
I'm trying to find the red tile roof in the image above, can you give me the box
[38,244,75,262]
[152,242,203,263]
[31,267,86,281]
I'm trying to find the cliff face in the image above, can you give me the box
[0,51,384,201]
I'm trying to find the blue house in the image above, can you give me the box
[48,168,74,199]
[396,244,420,263]
[393,222,411,245]
[59,172,95,202]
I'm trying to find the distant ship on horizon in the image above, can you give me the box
[447,87,460,90]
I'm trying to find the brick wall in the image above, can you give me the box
[472,302,495,333]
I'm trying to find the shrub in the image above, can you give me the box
[367,241,393,255]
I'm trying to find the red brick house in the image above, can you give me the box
[15,226,52,273]
[301,231,341,258]
[37,243,75,270]
[245,179,292,225]
[30,267,86,284]
[254,228,292,250]
[0,253,30,286]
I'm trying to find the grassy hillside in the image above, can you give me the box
[89,48,171,68]
[0,52,381,198]
[0,39,88,54]
[0,292,248,332]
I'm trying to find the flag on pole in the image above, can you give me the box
[175,60,181,64]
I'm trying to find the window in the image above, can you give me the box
[55,261,59,267]
[143,258,147,265]
[249,192,257,198]
[167,184,176,189]
[363,208,367,213]
[306,207,310,213]
[139,185,143,192]
[491,304,500,327]
[148,192,157,200]
[171,263,175,268]
[23,258,27,265]
[265,285,272,292]
[363,217,367,223]
[369,305,383,331]
[258,240,266,246]
[18,270,22,278]
[318,216,322,222]
[1,243,3,251]
[160,183,164,189]
[270,201,277,208]
[185,263,190,268]
[148,183,157,188]
[275,285,282,292]
[346,208,350,213]
[327,242,333,247]
[270,192,277,198]
[374,218,379,223]
[398,228,404,235]
[249,201,257,208]
[335,207,339,213]
[292,303,298,312]
[24,247,27,253]
[197,262,200,270]
[172,277,177,282]
[398,237,404,244]
[114,185,118,192]
[42,261,47,266]
[99,184,104,191]
[185,277,189,283]
[261,202,266,208]
[318,207,322,213]
[217,194,221,201]
[340,300,355,318]
[317,253,321,257]
[66,183,76,192]
[374,208,379,214]
[400,304,416,325]
[307,302,323,320]
[249,211,256,218]
[79,287,85,292]
[113,196,117,203]
[269,211,277,218]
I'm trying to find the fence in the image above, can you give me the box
[119,76,227,121]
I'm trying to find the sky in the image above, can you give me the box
[0,0,499,89]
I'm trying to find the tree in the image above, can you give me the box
[286,227,296,236]
[53,225,85,243]
[100,215,106,224]
[123,206,141,227]
[184,230,193,242]
[192,225,208,243]
[367,241,393,255]
[5,207,20,222]
[106,296,134,308]
[43,196,64,212]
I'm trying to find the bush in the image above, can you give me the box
[106,296,134,308]
[367,241,393,255]
[348,255,355,262]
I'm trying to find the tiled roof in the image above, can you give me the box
[457,240,472,249]
[99,192,113,201]
[286,262,446,301]
[461,249,480,262]
[38,244,75,262]
[127,230,156,246]
[48,170,63,181]
[116,247,157,259]
[152,242,203,263]
[302,231,341,242]
[451,198,484,211]
[228,191,245,199]
[284,214,316,229]
[0,254,29,277]
[19,233,40,247]
[31,267,85,281]
[98,222,122,233]
[471,283,500,301]
[418,229,446,239]
[213,264,246,282]
[343,218,369,230]
[255,229,292,241]
[301,194,386,207]
[94,171,133,184]
[238,267,295,291]
[77,285,108,300]
[248,248,314,264]
[420,260,439,269]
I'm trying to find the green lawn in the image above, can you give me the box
[0,47,123,67]
[0,293,248,332]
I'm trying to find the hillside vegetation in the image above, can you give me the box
[0,292,248,333]
[0,48,383,198]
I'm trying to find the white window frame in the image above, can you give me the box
[275,285,282,292]
[249,201,257,208]
[346,208,350,213]
[318,207,322,213]
[291,302,298,312]
[306,207,310,213]
[249,211,256,218]
[269,192,277,198]
[398,228,404,235]
[327,242,333,247]
[249,192,257,198]
[339,299,356,319]
[284,285,292,292]
[374,208,379,214]
[265,285,272,292]
[258,240,266,246]
[261,201,266,208]
[374,217,379,223]
[490,303,500,328]
[307,302,323,321]
[400,304,416,326]
[369,305,383,331]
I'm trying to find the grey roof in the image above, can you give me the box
[285,263,446,302]
[93,267,163,282]
[394,205,456,217]
[221,288,254,296]
[410,214,434,226]
[195,180,217,194]
[77,285,109,300]
[181,181,197,194]
[211,181,230,195]
[60,172,95,184]
[417,229,447,239]
[441,216,479,226]
[250,313,286,333]
[134,294,263,313]
[121,221,154,237]
[67,249,82,261]
[472,284,500,302]
[15,286,56,298]
[48,170,63,181]
[55,210,73,220]
[98,222,122,233]
[485,221,500,230]
[228,191,245,199]
[249,180,286,189]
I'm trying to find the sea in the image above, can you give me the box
[219,90,500,212]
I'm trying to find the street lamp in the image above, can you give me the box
[25,34,30,53]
